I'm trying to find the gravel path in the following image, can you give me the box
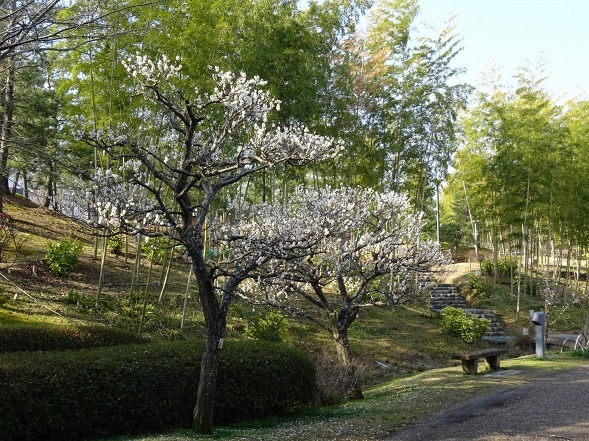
[389,364,589,441]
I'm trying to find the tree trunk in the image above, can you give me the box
[129,233,143,297]
[180,264,193,329]
[0,53,16,213]
[157,246,174,304]
[190,239,232,434]
[43,160,55,209]
[23,171,29,199]
[332,324,363,400]
[193,325,223,434]
[95,229,108,309]
[11,170,19,194]
[138,257,154,334]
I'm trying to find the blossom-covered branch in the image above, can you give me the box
[236,186,449,399]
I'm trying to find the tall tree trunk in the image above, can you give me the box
[0,53,16,213]
[95,229,108,309]
[191,242,233,434]
[180,264,193,329]
[138,257,154,334]
[575,245,581,296]
[43,160,55,208]
[158,246,174,304]
[193,321,223,434]
[129,234,143,297]
[11,170,19,194]
[583,244,589,297]
[23,171,29,199]
[332,325,363,400]
[462,181,478,261]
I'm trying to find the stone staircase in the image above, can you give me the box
[429,284,512,344]
[429,284,469,311]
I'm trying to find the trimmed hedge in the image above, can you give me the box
[0,339,317,441]
[0,324,149,353]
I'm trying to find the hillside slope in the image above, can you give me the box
[0,195,525,386]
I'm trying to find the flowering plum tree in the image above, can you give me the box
[83,54,341,434]
[236,187,448,399]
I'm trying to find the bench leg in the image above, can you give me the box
[485,355,500,371]
[461,359,478,374]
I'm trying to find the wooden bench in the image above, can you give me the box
[451,348,508,374]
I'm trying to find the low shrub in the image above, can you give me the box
[440,306,490,343]
[480,259,493,275]
[246,311,290,342]
[144,236,170,264]
[520,275,540,297]
[216,340,317,421]
[108,233,123,255]
[572,349,589,358]
[312,348,361,405]
[0,212,17,262]
[467,274,488,305]
[0,339,317,441]
[45,236,84,276]
[480,257,518,276]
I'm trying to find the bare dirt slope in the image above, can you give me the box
[437,262,480,286]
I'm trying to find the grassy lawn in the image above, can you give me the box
[102,354,588,441]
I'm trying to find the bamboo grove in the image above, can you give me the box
[3,0,589,434]
[444,69,589,312]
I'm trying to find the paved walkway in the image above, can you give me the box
[390,364,589,441]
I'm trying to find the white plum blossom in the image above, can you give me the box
[91,168,172,232]
[123,54,182,85]
[230,186,447,306]
[232,186,449,398]
[208,69,276,121]
[87,54,342,239]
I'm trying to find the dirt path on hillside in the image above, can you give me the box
[437,262,480,285]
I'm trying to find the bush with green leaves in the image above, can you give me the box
[44,236,84,276]
[108,233,123,255]
[440,306,490,343]
[246,311,290,342]
[0,212,17,262]
[572,348,589,358]
[144,236,169,264]
[468,274,488,304]
[480,257,518,276]
[479,259,493,274]
[520,275,540,297]
[0,339,317,441]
